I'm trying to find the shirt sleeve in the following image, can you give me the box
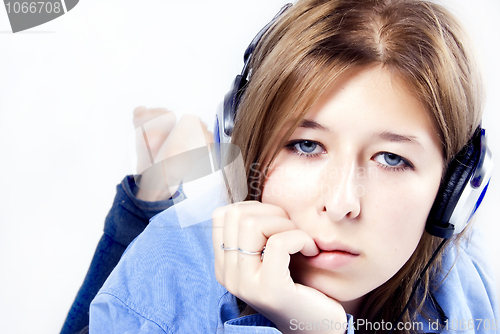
[90,292,167,334]
[60,176,185,334]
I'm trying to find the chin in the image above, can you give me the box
[290,254,376,303]
[290,257,353,301]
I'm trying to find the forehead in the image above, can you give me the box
[305,66,428,127]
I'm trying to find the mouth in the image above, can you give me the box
[315,239,360,256]
[319,249,358,256]
[304,240,360,270]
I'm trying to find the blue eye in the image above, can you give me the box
[383,153,403,166]
[374,152,413,171]
[285,140,325,157]
[297,141,317,153]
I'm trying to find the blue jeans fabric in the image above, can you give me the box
[59,176,184,334]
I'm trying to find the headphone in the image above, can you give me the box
[214,3,494,239]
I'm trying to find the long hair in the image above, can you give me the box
[230,0,482,332]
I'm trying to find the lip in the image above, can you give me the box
[304,240,360,270]
[314,239,360,255]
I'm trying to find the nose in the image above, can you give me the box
[321,160,361,222]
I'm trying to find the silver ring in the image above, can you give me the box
[220,243,237,251]
[238,246,266,261]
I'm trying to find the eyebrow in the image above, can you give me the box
[298,119,331,132]
[376,131,423,148]
[298,120,424,148]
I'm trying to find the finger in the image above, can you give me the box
[261,230,318,285]
[222,203,246,285]
[227,202,291,257]
[212,202,291,287]
[225,201,291,267]
[212,202,246,285]
[212,202,257,269]
[237,215,297,274]
[212,205,229,284]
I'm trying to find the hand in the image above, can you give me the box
[212,201,347,334]
[133,107,213,201]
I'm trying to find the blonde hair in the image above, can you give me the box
[230,0,483,332]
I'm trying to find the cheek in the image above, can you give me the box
[369,167,440,227]
[363,176,438,269]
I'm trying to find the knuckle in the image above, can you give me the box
[212,206,225,222]
[239,215,258,232]
[274,205,289,219]
[231,203,245,216]
[225,207,243,225]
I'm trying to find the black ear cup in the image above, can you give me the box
[222,74,247,138]
[426,128,482,238]
[215,4,293,168]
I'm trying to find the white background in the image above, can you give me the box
[0,0,498,333]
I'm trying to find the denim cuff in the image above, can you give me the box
[122,175,186,219]
[103,175,186,247]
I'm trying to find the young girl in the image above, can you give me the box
[89,0,498,333]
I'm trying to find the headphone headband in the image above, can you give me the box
[220,3,293,139]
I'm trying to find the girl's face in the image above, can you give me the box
[261,66,444,307]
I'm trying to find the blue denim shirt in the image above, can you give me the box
[89,183,498,334]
